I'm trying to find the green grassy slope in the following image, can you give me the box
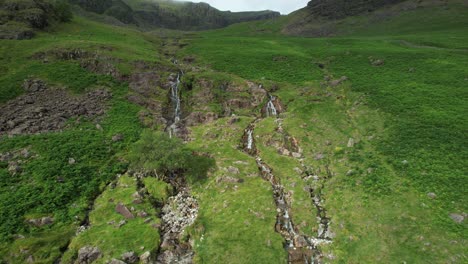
[0,16,162,263]
[180,4,468,262]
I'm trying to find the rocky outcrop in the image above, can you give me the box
[76,246,101,264]
[0,0,72,39]
[157,191,198,264]
[307,0,407,19]
[0,79,111,135]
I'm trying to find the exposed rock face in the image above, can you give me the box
[76,246,101,264]
[184,112,218,126]
[71,0,280,31]
[307,0,407,19]
[0,79,111,135]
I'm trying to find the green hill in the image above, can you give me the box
[0,0,466,263]
[70,0,281,30]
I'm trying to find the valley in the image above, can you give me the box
[0,0,466,263]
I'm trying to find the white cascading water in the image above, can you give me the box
[266,95,278,117]
[247,129,253,150]
[168,72,182,138]
[172,73,181,123]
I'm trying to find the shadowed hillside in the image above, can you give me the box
[70,0,281,30]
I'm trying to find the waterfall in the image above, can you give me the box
[171,73,181,123]
[266,94,278,117]
[247,129,253,150]
[167,72,182,138]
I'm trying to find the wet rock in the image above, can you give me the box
[112,134,124,142]
[115,202,134,219]
[427,192,437,199]
[228,115,241,124]
[293,235,308,247]
[449,213,465,224]
[121,251,139,264]
[77,246,101,264]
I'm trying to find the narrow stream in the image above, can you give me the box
[241,91,332,263]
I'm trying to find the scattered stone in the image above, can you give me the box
[293,167,303,175]
[329,76,348,87]
[291,152,302,158]
[96,124,103,131]
[109,259,126,264]
[132,199,143,204]
[278,147,290,156]
[449,213,465,224]
[227,166,240,175]
[8,164,22,174]
[216,176,243,184]
[346,170,355,176]
[293,235,308,247]
[140,251,152,264]
[22,79,47,93]
[115,202,134,219]
[137,211,149,218]
[233,161,248,165]
[402,160,409,165]
[427,192,437,199]
[117,220,127,228]
[26,255,34,263]
[68,158,76,165]
[20,149,31,158]
[77,246,101,264]
[0,85,111,135]
[112,134,124,142]
[121,252,139,264]
[347,138,355,148]
[27,216,54,227]
[314,153,325,160]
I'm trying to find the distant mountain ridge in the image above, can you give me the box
[70,0,281,30]
[307,0,407,19]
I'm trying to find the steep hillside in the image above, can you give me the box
[70,0,280,30]
[284,0,467,37]
[0,0,467,263]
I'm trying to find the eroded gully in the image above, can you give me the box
[241,92,333,264]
